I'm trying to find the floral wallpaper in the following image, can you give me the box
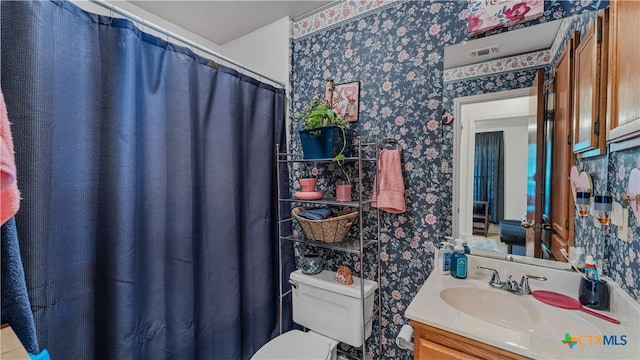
[443,50,550,82]
[291,3,468,358]
[289,1,620,359]
[291,0,394,39]
[605,150,640,302]
[574,155,609,271]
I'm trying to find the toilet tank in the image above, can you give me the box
[290,269,378,348]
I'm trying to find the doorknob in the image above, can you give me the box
[521,221,534,229]
[521,221,551,231]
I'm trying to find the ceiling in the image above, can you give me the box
[444,19,563,69]
[129,0,333,45]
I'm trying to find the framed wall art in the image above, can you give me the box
[333,81,360,123]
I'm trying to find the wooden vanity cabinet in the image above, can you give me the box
[606,0,640,151]
[412,321,531,360]
[573,9,608,157]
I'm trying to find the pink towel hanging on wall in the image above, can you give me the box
[372,149,405,214]
[0,87,20,225]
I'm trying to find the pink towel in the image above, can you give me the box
[372,149,405,214]
[1,87,20,225]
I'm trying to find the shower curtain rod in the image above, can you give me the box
[89,0,286,89]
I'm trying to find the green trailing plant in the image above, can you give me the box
[333,131,351,183]
[292,95,347,130]
[293,94,351,182]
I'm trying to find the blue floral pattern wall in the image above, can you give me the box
[604,150,640,302]
[291,3,468,358]
[289,1,626,359]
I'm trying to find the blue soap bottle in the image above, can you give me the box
[461,238,471,254]
[450,240,468,279]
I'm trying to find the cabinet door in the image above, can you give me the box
[411,321,531,360]
[417,338,479,360]
[607,0,640,150]
[573,10,608,157]
[550,33,578,262]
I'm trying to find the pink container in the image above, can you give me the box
[336,181,352,202]
[299,178,317,192]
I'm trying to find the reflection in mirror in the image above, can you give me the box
[445,12,606,267]
[454,90,529,254]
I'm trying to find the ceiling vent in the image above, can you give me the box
[467,45,500,58]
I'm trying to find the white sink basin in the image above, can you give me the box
[406,256,640,359]
[440,286,599,341]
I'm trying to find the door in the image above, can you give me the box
[524,70,545,258]
[549,33,579,262]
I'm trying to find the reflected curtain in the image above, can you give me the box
[474,131,504,223]
[0,1,288,359]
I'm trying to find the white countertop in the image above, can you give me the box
[405,255,640,359]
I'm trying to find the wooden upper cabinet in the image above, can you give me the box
[607,0,640,151]
[573,9,608,157]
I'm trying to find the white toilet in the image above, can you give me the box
[252,269,378,360]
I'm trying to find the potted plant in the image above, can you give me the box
[292,94,353,160]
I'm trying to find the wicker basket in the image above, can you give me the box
[292,207,358,243]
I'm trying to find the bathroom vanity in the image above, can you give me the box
[412,321,528,360]
[406,255,640,360]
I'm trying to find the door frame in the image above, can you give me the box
[452,87,532,241]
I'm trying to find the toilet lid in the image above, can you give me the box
[252,330,331,360]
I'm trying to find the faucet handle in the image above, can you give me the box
[519,274,547,294]
[477,266,504,288]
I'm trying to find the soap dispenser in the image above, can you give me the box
[450,239,468,279]
[461,238,471,254]
[435,239,452,275]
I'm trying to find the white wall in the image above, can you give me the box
[70,0,222,53]
[221,17,290,87]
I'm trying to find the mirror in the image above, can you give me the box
[444,13,606,266]
[452,90,530,254]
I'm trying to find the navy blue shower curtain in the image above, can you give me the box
[0,1,289,359]
[474,131,504,224]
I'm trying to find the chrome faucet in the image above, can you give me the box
[477,265,505,288]
[477,266,547,294]
[518,274,547,294]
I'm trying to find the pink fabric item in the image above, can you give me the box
[372,149,405,214]
[0,87,20,225]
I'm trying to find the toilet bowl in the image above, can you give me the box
[251,330,339,360]
[251,270,378,360]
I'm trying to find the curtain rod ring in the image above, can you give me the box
[107,3,115,25]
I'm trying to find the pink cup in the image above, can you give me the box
[336,181,352,202]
